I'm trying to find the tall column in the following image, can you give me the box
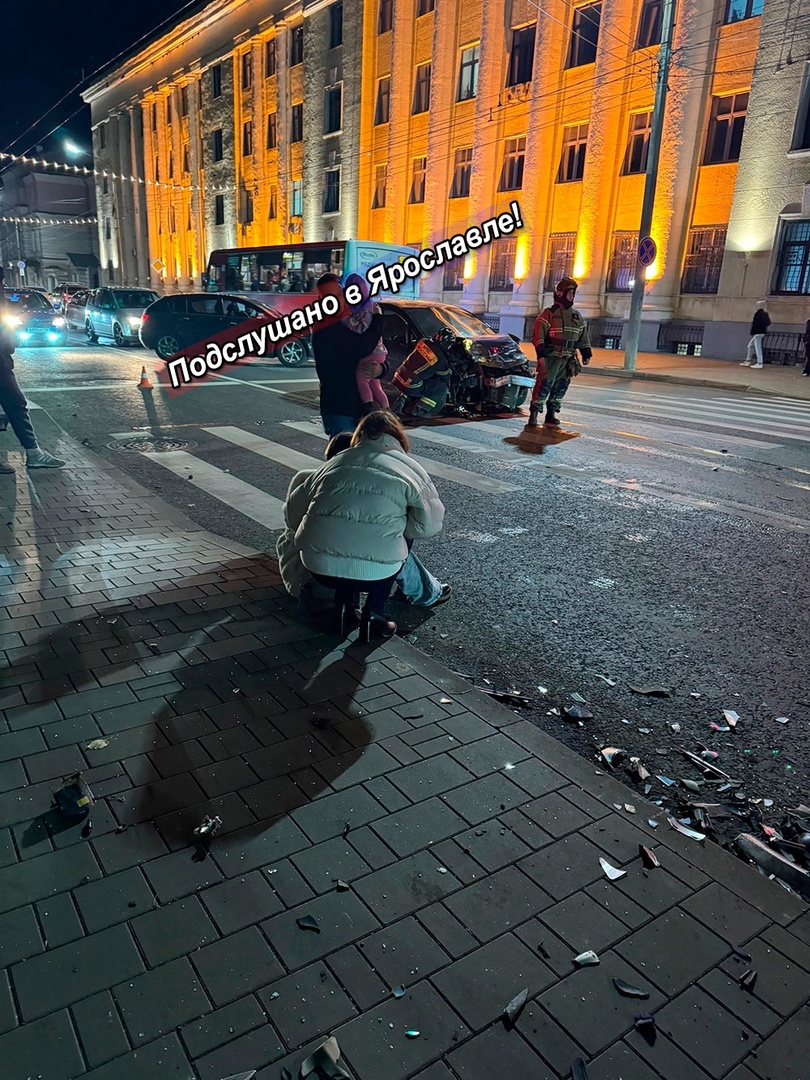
[275,23,291,239]
[385,2,416,243]
[117,109,136,285]
[187,70,205,288]
[129,103,151,286]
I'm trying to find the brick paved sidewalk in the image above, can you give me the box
[0,432,808,1080]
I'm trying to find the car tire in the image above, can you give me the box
[85,321,98,344]
[155,333,181,360]
[113,323,127,348]
[277,338,307,366]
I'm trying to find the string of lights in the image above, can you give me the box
[0,215,98,226]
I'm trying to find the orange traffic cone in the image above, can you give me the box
[137,366,153,390]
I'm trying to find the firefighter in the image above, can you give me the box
[528,277,592,427]
[393,327,454,418]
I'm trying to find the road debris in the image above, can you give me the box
[735,833,810,897]
[85,739,110,750]
[299,1036,352,1078]
[739,969,758,992]
[594,674,617,687]
[571,1059,589,1080]
[53,773,93,819]
[600,747,624,767]
[774,716,790,725]
[564,704,594,720]
[296,915,321,933]
[667,816,706,843]
[573,951,600,966]
[599,858,626,881]
[392,985,406,998]
[639,844,660,869]
[502,988,528,1028]
[192,815,222,841]
[613,978,650,999]
[629,684,671,697]
[722,709,740,728]
[405,1030,420,1039]
[634,1013,657,1045]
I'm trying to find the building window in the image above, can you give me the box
[375,77,391,124]
[102,175,109,194]
[636,0,662,48]
[443,259,464,290]
[458,45,480,101]
[323,168,340,214]
[266,112,277,150]
[154,154,160,182]
[214,194,225,225]
[212,128,224,161]
[99,125,106,150]
[241,52,252,89]
[168,152,174,179]
[290,26,304,66]
[242,121,253,157]
[166,97,172,128]
[792,71,810,151]
[681,226,727,293]
[105,217,111,240]
[151,103,157,131]
[180,85,189,116]
[499,137,526,191]
[325,86,342,134]
[265,39,277,77]
[622,111,652,174]
[606,232,637,292]
[242,189,254,224]
[544,233,577,290]
[372,164,387,208]
[724,0,763,22]
[211,64,222,98]
[182,145,190,174]
[413,63,431,114]
[291,103,303,142]
[449,147,473,198]
[268,185,278,219]
[409,156,426,203]
[378,0,393,33]
[557,123,588,182]
[417,0,435,14]
[704,92,748,164]
[291,179,303,217]
[329,1,343,47]
[567,3,602,67]
[489,237,517,291]
[507,25,536,86]
[773,220,810,295]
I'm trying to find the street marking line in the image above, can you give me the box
[577,384,810,411]
[203,426,319,471]
[569,401,810,441]
[140,450,286,529]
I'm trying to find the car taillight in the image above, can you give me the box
[141,313,149,322]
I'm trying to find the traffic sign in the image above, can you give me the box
[638,237,657,267]
[16,260,25,270]
[151,259,165,273]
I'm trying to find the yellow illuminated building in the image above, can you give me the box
[83,0,810,359]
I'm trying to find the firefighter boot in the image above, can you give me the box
[527,405,540,427]
[544,409,561,427]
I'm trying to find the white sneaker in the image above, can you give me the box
[751,364,763,370]
[26,449,66,469]
[740,361,751,366]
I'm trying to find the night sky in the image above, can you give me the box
[0,1,200,159]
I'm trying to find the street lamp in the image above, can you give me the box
[64,140,89,159]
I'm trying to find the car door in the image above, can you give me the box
[183,296,226,346]
[95,289,113,334]
[379,307,418,370]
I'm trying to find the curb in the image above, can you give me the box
[585,365,809,400]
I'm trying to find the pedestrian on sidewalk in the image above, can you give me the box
[278,431,451,612]
[803,317,810,376]
[311,273,385,437]
[741,301,771,369]
[284,411,445,641]
[0,268,65,473]
[527,277,592,428]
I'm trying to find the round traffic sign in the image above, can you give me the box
[638,237,657,267]
[17,260,25,270]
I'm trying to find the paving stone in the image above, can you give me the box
[378,735,422,765]
[787,908,810,945]
[314,743,401,791]
[586,1041,661,1080]
[141,847,224,905]
[200,870,283,933]
[411,1064,457,1080]
[112,772,208,827]
[746,1007,810,1080]
[291,836,371,894]
[540,890,632,953]
[387,755,474,803]
[193,926,285,1006]
[181,995,266,1059]
[683,882,772,944]
[92,821,169,874]
[415,901,478,959]
[699,967,781,1036]
[0,970,14,1035]
[432,932,555,1030]
[262,890,379,971]
[291,785,388,844]
[616,908,729,997]
[0,906,43,967]
[656,985,758,1077]
[5,699,64,731]
[73,866,155,932]
[363,773,412,812]
[613,858,693,915]
[0,827,16,868]
[388,674,439,701]
[346,824,397,869]
[353,850,460,924]
[264,858,316,907]
[59,682,138,718]
[444,865,552,942]
[94,699,176,736]
[514,999,586,1075]
[0,1009,84,1079]
[726,1067,765,1080]
[447,732,530,776]
[0,841,101,915]
[441,772,530,826]
[327,944,389,1010]
[359,914,450,989]
[538,950,667,1056]
[0,727,46,763]
[80,1032,192,1079]
[43,714,104,749]
[759,923,810,973]
[519,832,609,901]
[132,896,219,968]
[37,891,84,948]
[72,990,131,1068]
[210,817,310,878]
[115,956,209,1046]
[447,1023,555,1080]
[653,844,710,891]
[258,961,358,1046]
[583,813,663,864]
[514,917,585,977]
[439,713,494,743]
[337,979,470,1080]
[428,837,484,883]
[371,796,468,858]
[720,937,810,1017]
[194,1024,285,1080]
[457,818,532,871]
[584,879,651,930]
[11,923,145,1021]
[0,758,25,795]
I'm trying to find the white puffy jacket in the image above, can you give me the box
[287,434,445,580]
[276,469,313,598]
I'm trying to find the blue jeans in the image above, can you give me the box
[321,414,358,437]
[396,551,443,606]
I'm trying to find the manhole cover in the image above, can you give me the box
[107,437,198,453]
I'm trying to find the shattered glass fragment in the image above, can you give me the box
[670,723,681,733]
[300,1036,351,1078]
[613,978,650,999]
[775,716,790,724]
[648,819,660,828]
[85,739,110,750]
[625,804,636,814]
[439,698,452,704]
[571,692,587,703]
[392,985,406,998]
[638,727,651,735]
[739,969,758,992]
[630,685,671,697]
[722,710,740,728]
[564,704,593,720]
[573,950,600,966]
[537,686,549,696]
[711,723,731,733]
[700,750,720,762]
[634,1013,657,1045]
[405,1030,420,1039]
[335,880,350,892]
[639,845,660,869]
[281,1070,293,1080]
[599,857,627,881]
[667,816,706,842]
[192,815,222,841]
[600,747,624,767]
[571,1058,589,1080]
[297,915,320,933]
[656,775,676,787]
[763,799,774,808]
[680,779,703,794]
[594,674,617,687]
[502,988,528,1028]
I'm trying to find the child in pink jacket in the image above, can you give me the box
[342,273,389,413]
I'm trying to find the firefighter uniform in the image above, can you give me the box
[393,335,453,418]
[528,277,592,427]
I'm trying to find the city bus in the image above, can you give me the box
[203,239,421,298]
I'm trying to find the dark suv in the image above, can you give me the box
[139,292,311,366]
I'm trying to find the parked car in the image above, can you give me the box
[139,292,312,366]
[85,287,159,346]
[1,288,68,346]
[64,289,91,330]
[56,282,87,313]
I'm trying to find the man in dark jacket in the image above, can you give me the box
[741,301,770,369]
[312,274,384,436]
[802,318,809,377]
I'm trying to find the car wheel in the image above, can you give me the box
[85,321,98,344]
[113,323,127,348]
[155,333,181,360]
[277,338,307,366]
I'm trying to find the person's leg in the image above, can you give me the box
[545,370,572,423]
[363,573,400,617]
[0,362,65,468]
[741,337,756,365]
[752,334,764,367]
[803,345,810,375]
[528,364,551,426]
[395,550,448,606]
[321,414,357,437]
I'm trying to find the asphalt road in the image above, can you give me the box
[7,330,810,852]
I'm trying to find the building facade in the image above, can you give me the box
[82,0,810,358]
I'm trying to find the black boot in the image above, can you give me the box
[544,409,561,427]
[527,405,540,427]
